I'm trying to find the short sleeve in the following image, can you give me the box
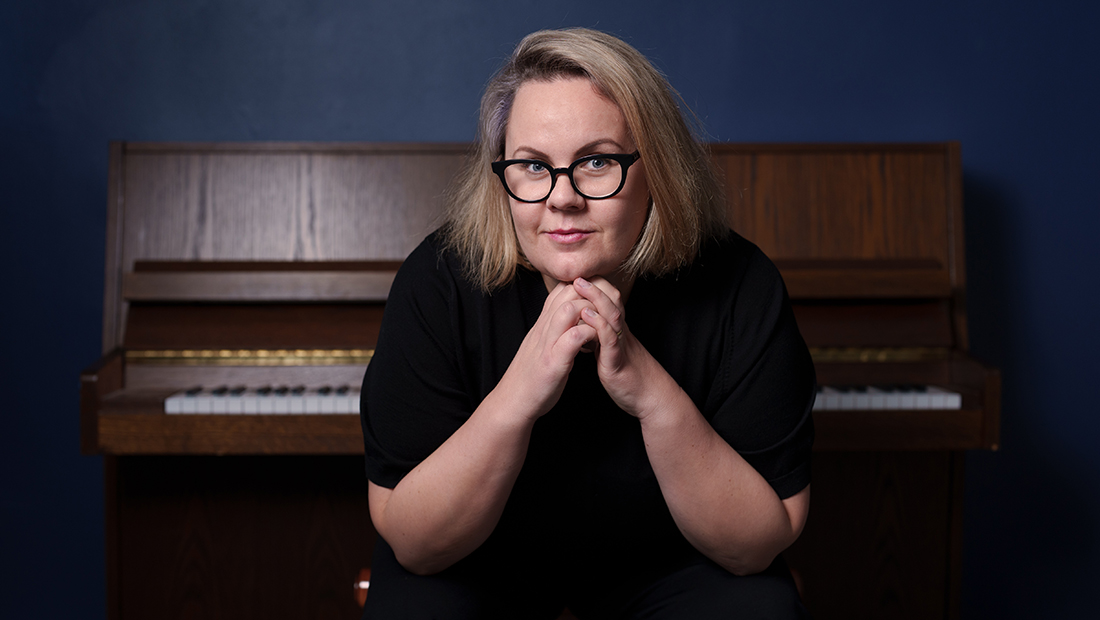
[359,235,473,488]
[705,243,816,500]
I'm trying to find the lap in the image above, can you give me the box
[362,537,565,620]
[363,538,806,620]
[578,555,808,620]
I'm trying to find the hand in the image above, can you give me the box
[573,276,670,418]
[494,281,599,422]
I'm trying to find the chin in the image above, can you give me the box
[545,264,598,284]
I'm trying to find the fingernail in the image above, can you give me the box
[576,277,591,288]
[584,308,597,318]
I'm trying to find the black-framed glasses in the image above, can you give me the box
[491,151,640,203]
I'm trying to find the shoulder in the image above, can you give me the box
[387,230,475,305]
[394,229,462,284]
[696,229,783,286]
[650,229,787,312]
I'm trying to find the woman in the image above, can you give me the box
[360,28,815,619]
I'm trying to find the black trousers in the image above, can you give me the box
[362,537,809,620]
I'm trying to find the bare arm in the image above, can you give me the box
[576,277,810,574]
[635,371,810,574]
[367,388,535,575]
[368,283,600,575]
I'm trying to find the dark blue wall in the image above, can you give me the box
[3,1,1098,616]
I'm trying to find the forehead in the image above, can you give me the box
[505,77,630,155]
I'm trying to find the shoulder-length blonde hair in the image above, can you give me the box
[442,28,728,291]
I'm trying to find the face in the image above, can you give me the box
[504,77,649,291]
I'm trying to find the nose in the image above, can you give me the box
[546,171,584,211]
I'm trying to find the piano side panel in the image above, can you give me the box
[81,350,124,455]
[104,142,126,353]
[944,143,970,350]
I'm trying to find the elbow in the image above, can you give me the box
[394,552,449,576]
[718,549,782,577]
[713,525,802,576]
[391,547,455,576]
[388,536,466,576]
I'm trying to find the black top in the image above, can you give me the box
[360,228,814,580]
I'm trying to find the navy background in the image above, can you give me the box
[2,1,1097,616]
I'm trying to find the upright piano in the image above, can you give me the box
[81,142,999,620]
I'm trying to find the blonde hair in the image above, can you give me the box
[442,28,728,291]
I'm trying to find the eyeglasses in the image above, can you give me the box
[491,151,640,203]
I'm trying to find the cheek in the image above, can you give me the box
[510,204,531,236]
[617,195,650,242]
[509,204,537,254]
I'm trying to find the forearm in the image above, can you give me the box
[637,375,806,575]
[372,282,602,574]
[369,387,536,575]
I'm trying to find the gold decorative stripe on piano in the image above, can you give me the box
[126,349,375,366]
[809,347,950,363]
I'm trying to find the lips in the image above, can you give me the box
[545,228,592,244]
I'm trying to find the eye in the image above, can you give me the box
[586,157,609,170]
[523,161,549,174]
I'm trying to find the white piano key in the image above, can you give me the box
[288,393,306,414]
[812,387,835,410]
[838,390,857,410]
[927,386,962,409]
[242,389,261,414]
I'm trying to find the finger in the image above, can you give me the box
[583,275,622,303]
[530,283,586,343]
[559,322,598,356]
[539,280,577,317]
[581,306,623,349]
[573,277,624,334]
[546,298,597,346]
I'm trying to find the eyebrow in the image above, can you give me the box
[509,138,628,162]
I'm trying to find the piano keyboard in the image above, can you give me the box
[813,385,961,410]
[164,385,360,414]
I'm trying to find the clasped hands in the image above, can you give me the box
[498,276,671,423]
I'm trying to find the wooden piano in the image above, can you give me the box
[81,142,998,620]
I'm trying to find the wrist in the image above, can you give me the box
[627,360,689,425]
[481,378,545,430]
